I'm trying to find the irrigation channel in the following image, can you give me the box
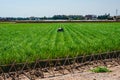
[0,51,120,80]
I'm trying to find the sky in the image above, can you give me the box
[0,0,120,17]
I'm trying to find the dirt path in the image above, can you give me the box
[40,65,120,80]
[1,59,119,80]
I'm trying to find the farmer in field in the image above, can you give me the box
[57,27,64,32]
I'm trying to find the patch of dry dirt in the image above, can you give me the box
[39,65,120,80]
[0,59,119,80]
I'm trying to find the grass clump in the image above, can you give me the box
[91,66,111,73]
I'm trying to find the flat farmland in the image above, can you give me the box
[0,22,120,65]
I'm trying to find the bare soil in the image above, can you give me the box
[40,65,120,80]
[0,59,120,80]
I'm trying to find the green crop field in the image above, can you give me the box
[0,22,120,65]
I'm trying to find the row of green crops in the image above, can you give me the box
[0,22,120,65]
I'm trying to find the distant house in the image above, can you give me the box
[85,15,97,20]
[117,16,120,19]
[114,15,120,21]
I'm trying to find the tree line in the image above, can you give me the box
[0,14,117,21]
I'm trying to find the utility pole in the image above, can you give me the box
[116,9,118,16]
[116,9,118,21]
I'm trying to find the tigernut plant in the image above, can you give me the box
[0,22,120,64]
